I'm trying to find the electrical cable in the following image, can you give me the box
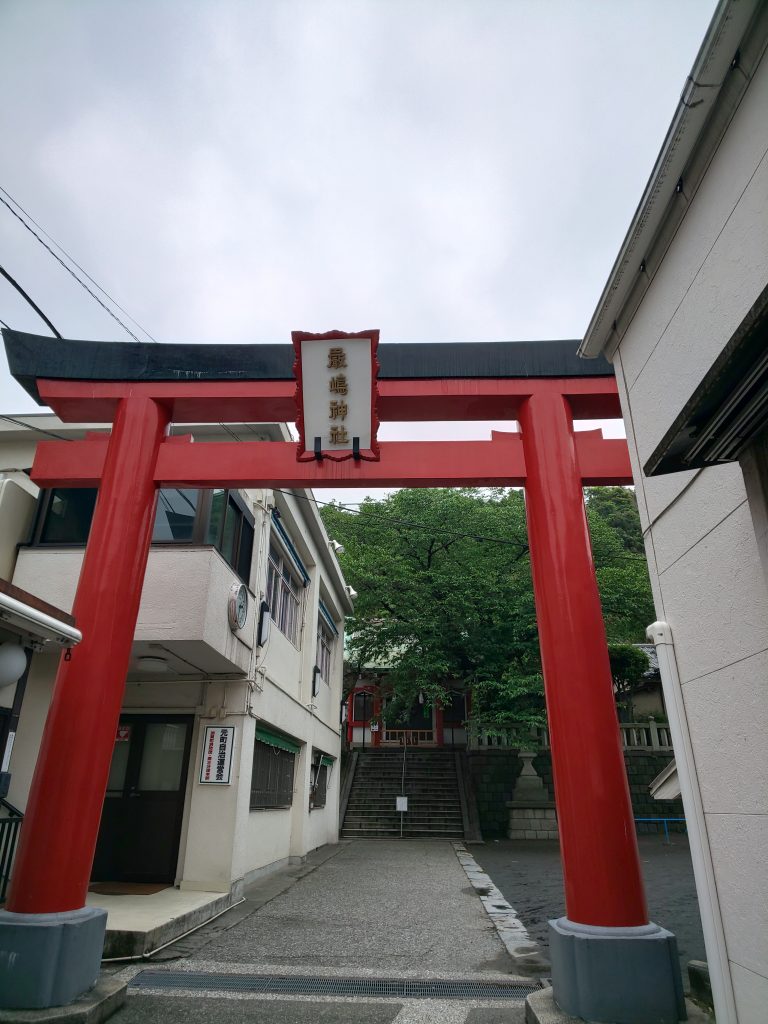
[0,185,158,344]
[267,486,650,564]
[0,264,62,338]
[0,414,71,441]
[0,190,149,344]
[269,486,529,549]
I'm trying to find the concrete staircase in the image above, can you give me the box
[341,750,466,840]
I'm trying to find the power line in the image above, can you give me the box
[270,487,530,550]
[0,188,154,344]
[269,486,650,564]
[0,414,71,441]
[0,264,62,338]
[0,185,158,343]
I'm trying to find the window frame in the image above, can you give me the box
[29,486,255,584]
[316,618,334,684]
[266,536,306,648]
[250,736,298,810]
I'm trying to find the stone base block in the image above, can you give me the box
[508,804,559,840]
[0,907,107,1010]
[526,987,712,1024]
[549,917,686,1024]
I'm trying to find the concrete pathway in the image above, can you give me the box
[110,841,538,1023]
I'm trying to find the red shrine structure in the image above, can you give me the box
[0,329,684,1023]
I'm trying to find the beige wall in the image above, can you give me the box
[611,47,768,1020]
[4,474,346,895]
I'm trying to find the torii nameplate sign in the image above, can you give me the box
[293,329,380,462]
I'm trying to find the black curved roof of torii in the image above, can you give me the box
[3,329,613,405]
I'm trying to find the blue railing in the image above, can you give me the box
[635,817,686,844]
[0,800,23,904]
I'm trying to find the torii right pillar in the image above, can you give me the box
[519,392,685,1024]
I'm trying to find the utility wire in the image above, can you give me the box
[269,486,651,563]
[0,414,71,441]
[0,264,62,338]
[0,185,157,343]
[0,189,152,345]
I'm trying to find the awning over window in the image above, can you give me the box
[271,511,310,586]
[256,725,301,754]
[318,600,339,636]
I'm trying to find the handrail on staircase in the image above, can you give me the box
[0,796,23,904]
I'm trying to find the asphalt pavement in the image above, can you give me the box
[107,835,705,1022]
[471,835,706,985]
[111,841,530,1024]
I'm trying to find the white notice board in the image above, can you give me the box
[200,726,235,784]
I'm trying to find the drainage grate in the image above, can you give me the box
[131,970,537,1000]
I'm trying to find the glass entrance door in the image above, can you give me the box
[92,715,194,883]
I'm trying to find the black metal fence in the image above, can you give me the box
[0,801,23,904]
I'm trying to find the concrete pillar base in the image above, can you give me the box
[549,917,686,1024]
[0,907,107,1009]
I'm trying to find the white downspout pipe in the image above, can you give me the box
[646,621,737,1023]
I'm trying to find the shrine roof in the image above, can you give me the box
[3,330,613,405]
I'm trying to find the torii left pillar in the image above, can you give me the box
[0,396,169,1009]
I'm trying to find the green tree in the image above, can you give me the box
[585,486,645,554]
[322,486,654,732]
[608,642,651,720]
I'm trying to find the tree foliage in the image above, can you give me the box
[607,642,652,720]
[322,486,654,731]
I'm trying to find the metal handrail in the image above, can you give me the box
[0,798,23,904]
[634,816,686,845]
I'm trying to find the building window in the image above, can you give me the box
[32,487,254,584]
[154,489,200,542]
[316,600,338,684]
[310,752,333,810]
[317,621,334,683]
[250,727,300,809]
[266,543,303,646]
[206,489,255,582]
[38,488,97,544]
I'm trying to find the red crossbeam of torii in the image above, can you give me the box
[30,376,632,488]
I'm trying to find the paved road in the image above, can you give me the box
[471,835,706,985]
[113,841,529,1024]
[110,835,704,1021]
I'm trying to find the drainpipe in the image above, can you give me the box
[646,621,737,1024]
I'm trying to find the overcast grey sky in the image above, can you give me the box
[0,0,717,501]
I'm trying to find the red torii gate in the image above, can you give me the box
[0,332,683,1022]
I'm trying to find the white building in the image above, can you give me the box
[581,2,768,1020]
[0,415,351,904]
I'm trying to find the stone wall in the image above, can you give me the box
[467,748,685,839]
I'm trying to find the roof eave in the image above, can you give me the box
[580,0,763,359]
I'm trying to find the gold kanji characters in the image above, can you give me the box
[327,347,347,369]
[329,425,349,445]
[329,374,348,395]
[329,400,348,420]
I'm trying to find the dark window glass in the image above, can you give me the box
[39,488,98,544]
[206,489,226,546]
[444,691,467,724]
[153,489,200,542]
[250,740,295,809]
[312,763,328,809]
[353,691,373,722]
[237,520,254,583]
[220,498,238,565]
